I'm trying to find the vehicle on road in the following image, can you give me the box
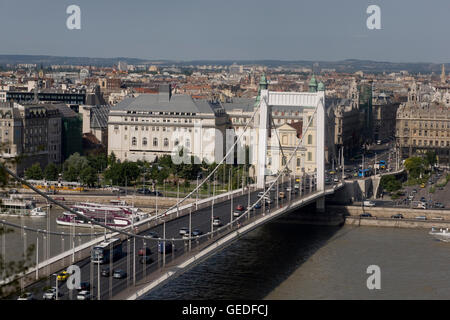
[431,217,444,221]
[264,198,273,205]
[192,229,203,236]
[76,282,91,292]
[158,241,173,254]
[233,211,243,217]
[112,269,127,279]
[278,192,286,199]
[101,267,110,277]
[77,290,92,300]
[212,217,222,227]
[139,256,153,264]
[391,214,404,219]
[138,247,152,256]
[257,192,265,198]
[179,227,189,235]
[91,238,122,264]
[420,183,425,188]
[147,232,159,238]
[407,195,414,201]
[415,216,427,220]
[42,287,61,300]
[363,201,376,207]
[235,205,244,211]
[254,203,262,209]
[57,270,69,281]
[434,202,445,209]
[17,292,34,300]
[360,213,373,217]
[417,203,426,209]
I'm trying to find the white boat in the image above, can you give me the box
[0,196,37,216]
[29,206,48,217]
[429,227,450,242]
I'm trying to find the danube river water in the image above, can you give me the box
[143,214,450,300]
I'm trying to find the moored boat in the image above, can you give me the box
[429,227,450,242]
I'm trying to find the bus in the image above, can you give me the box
[358,168,372,177]
[91,238,123,264]
[23,180,85,192]
[378,160,386,169]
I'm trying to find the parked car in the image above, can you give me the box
[77,290,92,300]
[112,269,127,279]
[391,214,404,219]
[415,216,427,220]
[431,217,444,221]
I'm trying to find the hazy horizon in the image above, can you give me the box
[1,0,449,64]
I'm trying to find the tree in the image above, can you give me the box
[380,175,402,193]
[25,163,43,180]
[424,151,437,169]
[404,157,425,179]
[80,166,97,187]
[43,163,59,181]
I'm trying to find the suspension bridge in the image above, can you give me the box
[0,85,348,300]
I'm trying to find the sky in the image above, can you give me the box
[0,0,449,63]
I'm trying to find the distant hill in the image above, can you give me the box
[0,54,447,74]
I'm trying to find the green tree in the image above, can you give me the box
[80,166,97,187]
[43,163,59,181]
[404,157,425,179]
[25,163,43,180]
[380,175,402,193]
[424,151,437,169]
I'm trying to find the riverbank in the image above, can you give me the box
[329,205,450,229]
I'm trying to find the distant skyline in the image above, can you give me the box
[1,0,449,63]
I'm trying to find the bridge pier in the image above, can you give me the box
[316,197,325,213]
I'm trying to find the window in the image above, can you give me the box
[308,135,312,145]
[297,158,301,167]
[153,138,158,147]
[132,137,137,146]
[164,138,169,147]
[307,152,312,161]
[143,137,147,146]
[186,138,190,148]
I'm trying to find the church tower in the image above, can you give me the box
[441,64,446,84]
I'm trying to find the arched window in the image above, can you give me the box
[132,137,137,146]
[164,138,169,147]
[153,137,158,147]
[142,137,147,146]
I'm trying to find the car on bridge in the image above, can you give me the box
[112,269,127,279]
[235,204,244,211]
[101,267,110,277]
[147,232,159,238]
[233,211,243,217]
[363,201,376,207]
[78,282,90,291]
[179,227,189,235]
[192,229,203,236]
[391,214,404,219]
[77,290,92,300]
[42,287,62,300]
[158,241,173,254]
[138,247,152,256]
[17,292,34,300]
[57,270,69,281]
[278,192,286,199]
[213,217,222,227]
[139,256,153,264]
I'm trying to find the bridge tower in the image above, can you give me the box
[256,76,326,206]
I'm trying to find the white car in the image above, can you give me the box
[363,201,376,207]
[42,287,60,300]
[77,290,92,300]
[179,227,188,235]
[233,211,242,217]
[17,292,34,300]
[212,218,222,227]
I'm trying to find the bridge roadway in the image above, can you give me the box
[19,179,339,300]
